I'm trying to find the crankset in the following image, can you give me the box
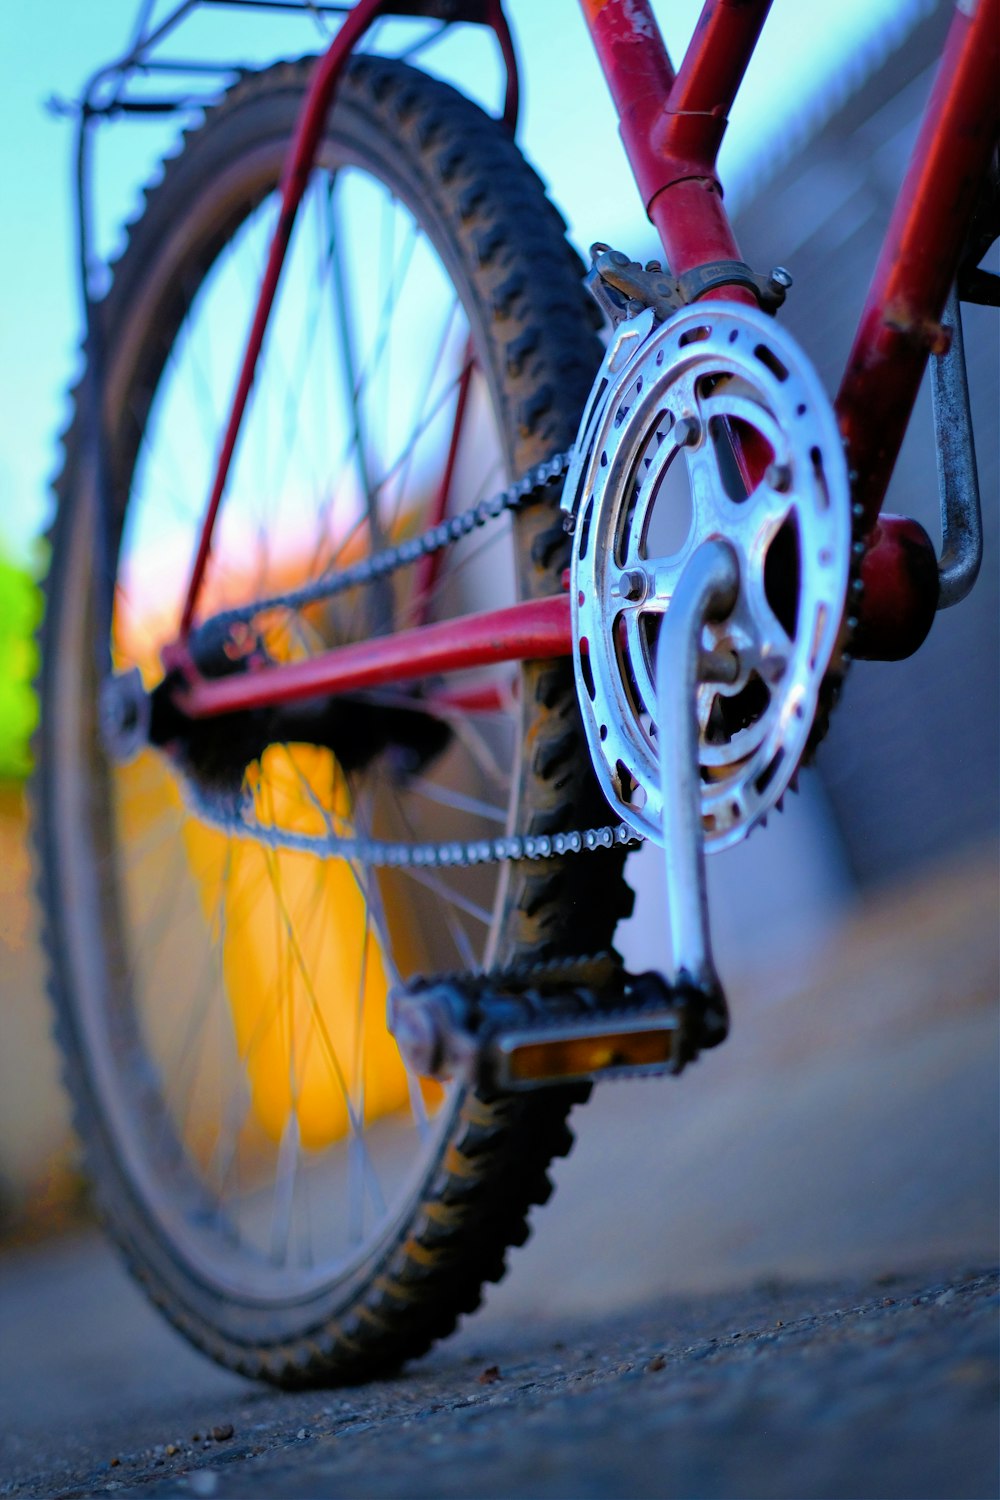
[559,293,852,1026]
[562,300,853,849]
[391,294,854,1090]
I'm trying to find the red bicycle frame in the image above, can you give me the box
[167,0,1000,721]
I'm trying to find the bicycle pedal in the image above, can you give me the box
[488,1000,685,1090]
[388,956,725,1091]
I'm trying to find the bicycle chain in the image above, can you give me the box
[189,450,575,659]
[185,446,643,870]
[183,431,858,871]
[187,780,640,869]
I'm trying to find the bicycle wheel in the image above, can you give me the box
[36,55,632,1384]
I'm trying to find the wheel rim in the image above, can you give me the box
[58,138,526,1303]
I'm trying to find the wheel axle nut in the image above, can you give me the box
[99,667,150,763]
[389,997,444,1078]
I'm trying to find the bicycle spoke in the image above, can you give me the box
[440,709,512,790]
[307,211,422,584]
[403,774,507,825]
[375,301,463,523]
[161,853,236,1160]
[327,177,384,556]
[405,1068,434,1144]
[355,202,419,409]
[259,833,386,1208]
[399,496,509,630]
[406,863,493,929]
[269,1111,301,1267]
[208,1073,254,1226]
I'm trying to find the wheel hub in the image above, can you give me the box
[564,303,852,849]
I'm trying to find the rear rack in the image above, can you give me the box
[54,1,507,309]
[55,2,506,127]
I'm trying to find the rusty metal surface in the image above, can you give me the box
[932,287,984,609]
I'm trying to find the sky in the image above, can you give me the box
[0,0,930,565]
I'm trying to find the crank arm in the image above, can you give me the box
[655,539,739,1007]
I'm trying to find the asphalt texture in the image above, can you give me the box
[1,852,997,1499]
[3,1261,998,1500]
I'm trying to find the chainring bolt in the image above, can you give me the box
[760,653,789,684]
[674,416,702,448]
[700,648,740,685]
[765,461,793,492]
[390,999,443,1078]
[621,568,647,602]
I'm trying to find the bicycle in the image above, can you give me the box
[35,0,998,1385]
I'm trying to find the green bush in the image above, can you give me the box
[0,554,41,781]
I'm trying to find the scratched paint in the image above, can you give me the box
[623,0,658,40]
[582,0,658,40]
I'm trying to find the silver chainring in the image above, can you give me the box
[564,302,852,851]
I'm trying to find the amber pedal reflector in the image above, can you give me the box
[503,1026,676,1085]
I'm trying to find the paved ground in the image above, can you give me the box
[3,1261,997,1500]
[1,851,997,1498]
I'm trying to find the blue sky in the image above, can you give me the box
[0,0,928,564]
